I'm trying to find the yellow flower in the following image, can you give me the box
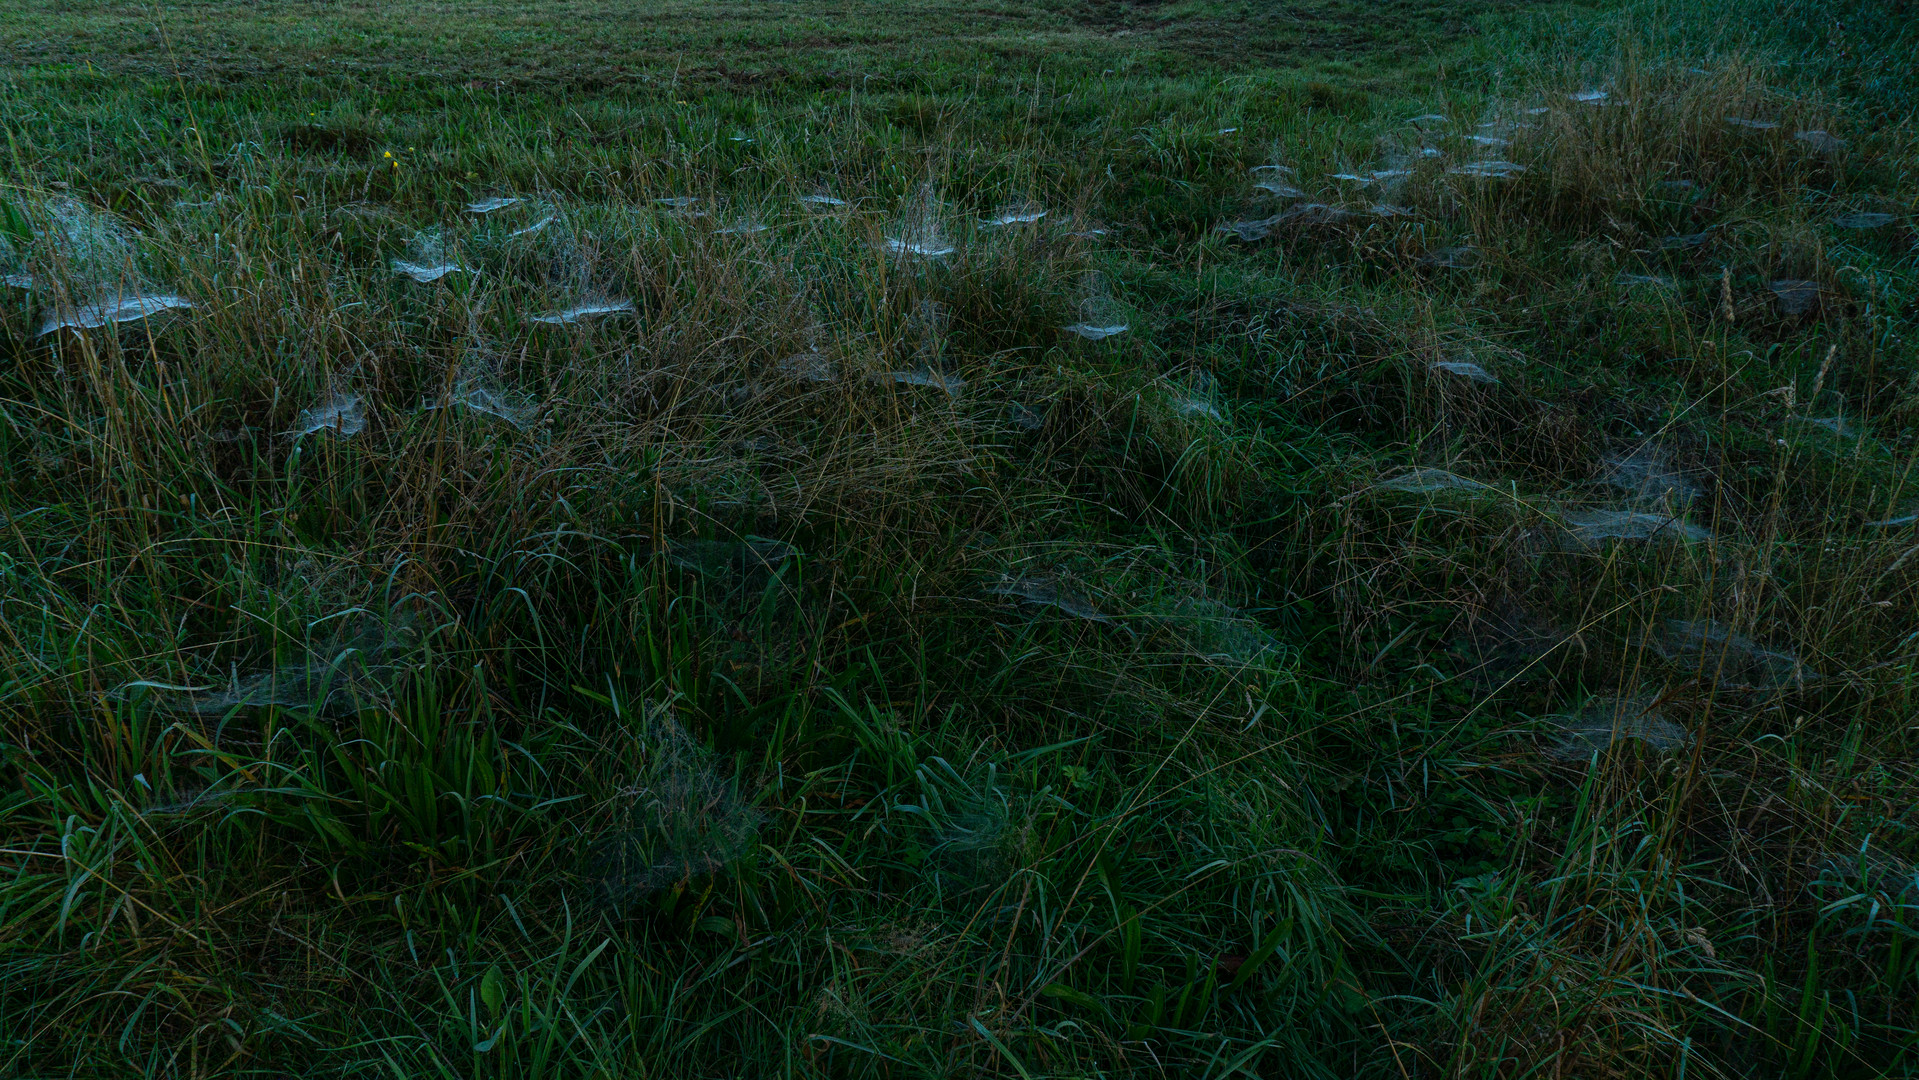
[384,150,393,158]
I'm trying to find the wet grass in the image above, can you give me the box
[1,0,1917,1076]
[0,0,1543,88]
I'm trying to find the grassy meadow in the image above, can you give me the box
[2,0,1917,1075]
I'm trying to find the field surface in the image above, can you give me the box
[2,0,1515,82]
[2,0,1917,1077]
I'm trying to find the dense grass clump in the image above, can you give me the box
[2,0,1916,1076]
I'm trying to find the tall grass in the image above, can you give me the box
[1,0,1916,1075]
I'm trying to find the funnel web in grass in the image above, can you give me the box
[426,377,537,429]
[1615,273,1675,289]
[1791,414,1857,439]
[184,617,418,717]
[983,575,1109,623]
[1794,129,1847,154]
[884,368,966,394]
[29,197,194,335]
[466,196,523,214]
[501,206,620,310]
[1660,230,1713,250]
[1600,447,1698,508]
[1149,597,1283,666]
[885,186,955,258]
[1276,203,1354,227]
[507,214,557,239]
[391,229,469,283]
[172,194,228,213]
[531,297,634,325]
[775,311,837,384]
[1369,467,1501,497]
[1769,279,1820,314]
[884,235,955,258]
[1218,215,1281,242]
[1447,160,1526,179]
[1357,139,1418,199]
[1558,509,1712,549]
[904,299,949,360]
[1432,360,1499,384]
[1420,245,1476,269]
[1063,274,1128,340]
[1545,695,1689,763]
[778,351,837,383]
[881,300,963,392]
[39,294,193,336]
[591,704,761,910]
[1174,397,1224,421]
[1218,203,1352,241]
[1476,107,1537,139]
[42,196,138,279]
[1832,211,1894,229]
[391,261,463,283]
[984,205,1047,226]
[136,785,233,818]
[287,393,368,439]
[1166,369,1223,421]
[187,668,340,716]
[1656,619,1817,689]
